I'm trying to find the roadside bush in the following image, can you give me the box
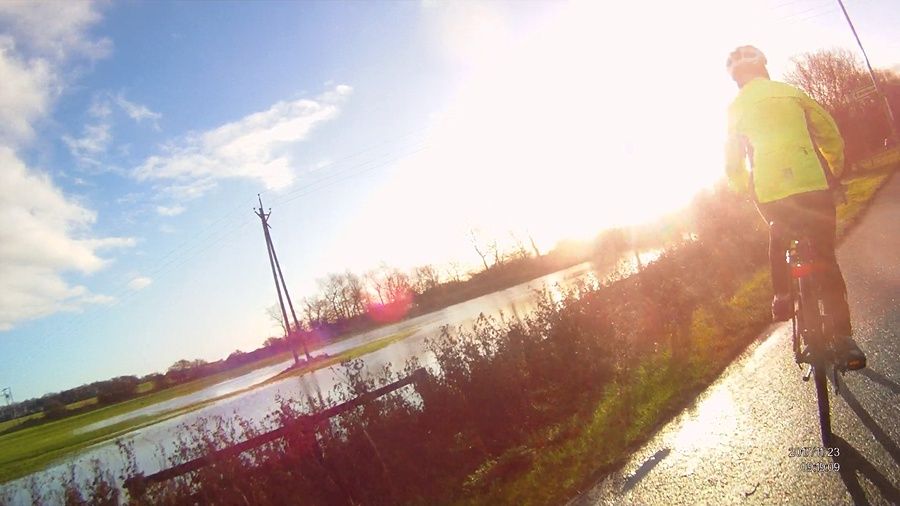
[42,400,67,421]
[31,186,777,505]
[97,377,140,405]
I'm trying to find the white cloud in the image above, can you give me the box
[115,192,142,205]
[0,148,135,330]
[0,38,54,146]
[127,276,152,291]
[156,204,185,216]
[114,93,161,127]
[133,85,352,196]
[64,92,160,168]
[0,1,109,147]
[87,237,138,250]
[0,1,133,330]
[62,122,111,164]
[88,96,112,119]
[0,1,110,61]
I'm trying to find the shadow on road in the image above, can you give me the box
[836,378,900,468]
[621,448,671,493]
[858,368,900,396]
[831,435,900,505]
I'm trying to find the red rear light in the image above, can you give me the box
[791,263,814,278]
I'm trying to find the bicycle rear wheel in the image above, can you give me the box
[813,365,831,445]
[798,266,832,446]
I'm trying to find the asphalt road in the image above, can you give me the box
[572,174,900,506]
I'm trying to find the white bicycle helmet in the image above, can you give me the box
[726,45,767,76]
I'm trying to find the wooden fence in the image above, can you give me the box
[124,367,428,498]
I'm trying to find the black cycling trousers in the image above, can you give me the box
[756,190,851,337]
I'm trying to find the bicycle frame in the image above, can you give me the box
[787,237,841,445]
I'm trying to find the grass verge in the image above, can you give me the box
[449,170,894,505]
[9,170,893,503]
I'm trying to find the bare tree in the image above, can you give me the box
[508,231,530,261]
[784,48,867,112]
[319,275,345,321]
[302,296,328,328]
[527,231,541,258]
[266,304,288,335]
[343,271,366,317]
[364,268,387,305]
[785,48,899,161]
[384,267,412,303]
[487,239,505,267]
[469,229,490,271]
[445,261,465,283]
[411,264,442,294]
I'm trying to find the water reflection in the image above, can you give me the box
[3,253,654,502]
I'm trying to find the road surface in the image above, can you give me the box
[572,173,900,505]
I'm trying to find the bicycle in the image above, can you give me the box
[786,234,863,445]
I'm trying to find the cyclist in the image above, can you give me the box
[724,45,866,370]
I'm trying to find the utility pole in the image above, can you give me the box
[254,195,312,364]
[1,387,13,418]
[836,0,898,142]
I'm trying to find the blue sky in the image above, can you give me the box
[2,0,898,400]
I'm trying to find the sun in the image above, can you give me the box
[329,1,744,272]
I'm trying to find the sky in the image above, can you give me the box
[1,0,898,400]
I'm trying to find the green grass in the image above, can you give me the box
[1,311,410,438]
[0,397,102,434]
[0,328,416,484]
[135,382,155,394]
[6,168,892,496]
[66,397,100,411]
[0,350,300,438]
[0,412,42,434]
[456,355,682,506]
[0,405,206,485]
[445,169,896,506]
[836,171,893,236]
[852,146,900,172]
[263,329,417,384]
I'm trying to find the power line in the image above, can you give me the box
[277,145,428,206]
[774,5,839,24]
[255,195,310,364]
[787,7,839,24]
[108,130,429,306]
[835,0,898,140]
[771,0,826,9]
[51,137,431,343]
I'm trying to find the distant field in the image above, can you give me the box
[135,381,155,394]
[0,396,102,434]
[0,412,41,434]
[0,328,415,484]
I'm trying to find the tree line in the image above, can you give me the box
[6,48,892,435]
[785,48,900,163]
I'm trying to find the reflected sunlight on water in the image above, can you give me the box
[3,252,661,502]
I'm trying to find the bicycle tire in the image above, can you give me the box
[797,250,832,446]
[813,365,831,445]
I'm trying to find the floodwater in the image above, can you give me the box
[2,252,658,503]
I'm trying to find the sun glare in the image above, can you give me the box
[326,0,858,274]
[331,1,740,272]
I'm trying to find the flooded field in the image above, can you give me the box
[3,253,658,503]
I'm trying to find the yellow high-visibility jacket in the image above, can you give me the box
[726,77,844,203]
